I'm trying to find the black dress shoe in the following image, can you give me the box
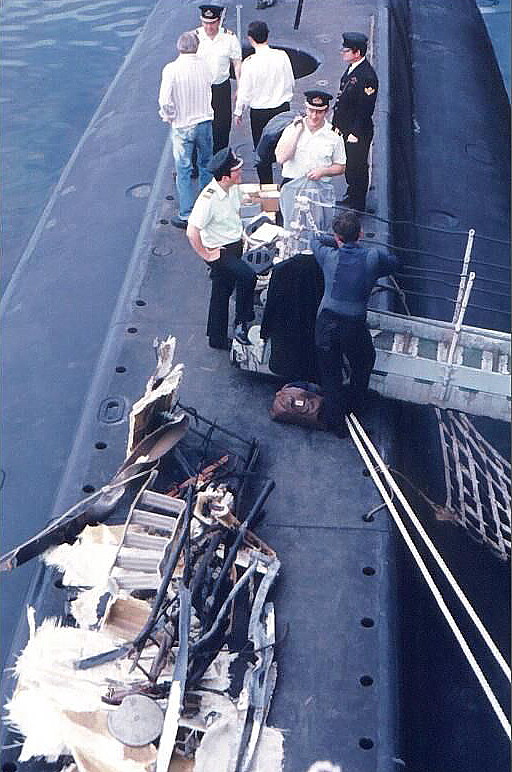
[171,216,188,230]
[234,323,250,345]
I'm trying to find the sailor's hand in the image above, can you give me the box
[234,114,242,127]
[347,133,359,143]
[204,247,221,262]
[306,168,324,180]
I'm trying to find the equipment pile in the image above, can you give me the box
[2,336,283,772]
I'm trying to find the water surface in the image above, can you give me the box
[1,0,158,289]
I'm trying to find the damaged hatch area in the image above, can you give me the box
[3,335,284,772]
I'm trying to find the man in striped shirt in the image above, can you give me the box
[158,31,214,228]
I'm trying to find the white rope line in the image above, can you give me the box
[348,412,511,682]
[345,414,511,739]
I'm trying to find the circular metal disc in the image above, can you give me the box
[107,694,164,747]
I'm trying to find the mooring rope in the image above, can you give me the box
[346,413,511,738]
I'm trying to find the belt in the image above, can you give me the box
[220,238,243,250]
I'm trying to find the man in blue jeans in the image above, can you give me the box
[158,31,214,228]
[311,210,399,436]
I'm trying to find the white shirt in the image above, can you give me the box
[281,120,347,180]
[234,45,294,115]
[196,26,242,85]
[188,179,243,248]
[158,54,213,129]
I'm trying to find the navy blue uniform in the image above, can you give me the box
[332,59,378,211]
[311,234,398,429]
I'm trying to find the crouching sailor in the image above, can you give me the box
[311,210,399,436]
[187,147,256,349]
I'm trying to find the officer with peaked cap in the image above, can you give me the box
[332,32,378,211]
[187,148,256,349]
[275,90,346,184]
[194,5,242,154]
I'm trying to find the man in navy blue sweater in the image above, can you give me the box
[311,210,399,435]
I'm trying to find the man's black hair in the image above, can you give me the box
[349,41,367,56]
[332,211,361,243]
[247,20,269,43]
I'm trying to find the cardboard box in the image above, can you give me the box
[240,183,281,213]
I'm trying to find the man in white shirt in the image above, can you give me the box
[234,20,294,163]
[158,31,214,228]
[187,148,256,349]
[195,5,242,153]
[275,90,346,184]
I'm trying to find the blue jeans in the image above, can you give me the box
[171,120,213,220]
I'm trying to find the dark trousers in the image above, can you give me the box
[343,126,373,211]
[251,102,290,184]
[315,309,376,429]
[212,79,232,154]
[207,240,256,345]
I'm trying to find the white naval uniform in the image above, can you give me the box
[196,25,242,85]
[189,179,254,346]
[188,179,243,248]
[281,120,347,180]
[195,25,242,152]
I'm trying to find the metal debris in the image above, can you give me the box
[5,336,284,771]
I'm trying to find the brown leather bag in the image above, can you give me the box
[269,382,325,429]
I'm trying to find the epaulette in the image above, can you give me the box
[202,187,215,199]
[225,28,234,34]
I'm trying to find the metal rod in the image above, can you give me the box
[204,480,275,625]
[236,5,242,43]
[293,0,304,29]
[191,561,259,652]
[441,271,476,399]
[452,228,475,324]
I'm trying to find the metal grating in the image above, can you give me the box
[436,408,511,560]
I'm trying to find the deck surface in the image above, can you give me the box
[0,2,399,770]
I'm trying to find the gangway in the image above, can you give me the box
[367,308,510,422]
[232,196,511,423]
[232,311,511,422]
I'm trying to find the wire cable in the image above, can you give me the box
[360,237,511,274]
[334,204,511,246]
[395,273,510,299]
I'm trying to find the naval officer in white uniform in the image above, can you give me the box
[194,4,242,153]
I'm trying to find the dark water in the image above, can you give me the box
[1,0,158,289]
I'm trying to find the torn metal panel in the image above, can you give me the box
[127,335,184,454]
[0,466,152,572]
[0,416,189,573]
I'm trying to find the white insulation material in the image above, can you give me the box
[43,524,123,586]
[5,611,146,762]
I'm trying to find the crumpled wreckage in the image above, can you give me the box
[3,335,284,772]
